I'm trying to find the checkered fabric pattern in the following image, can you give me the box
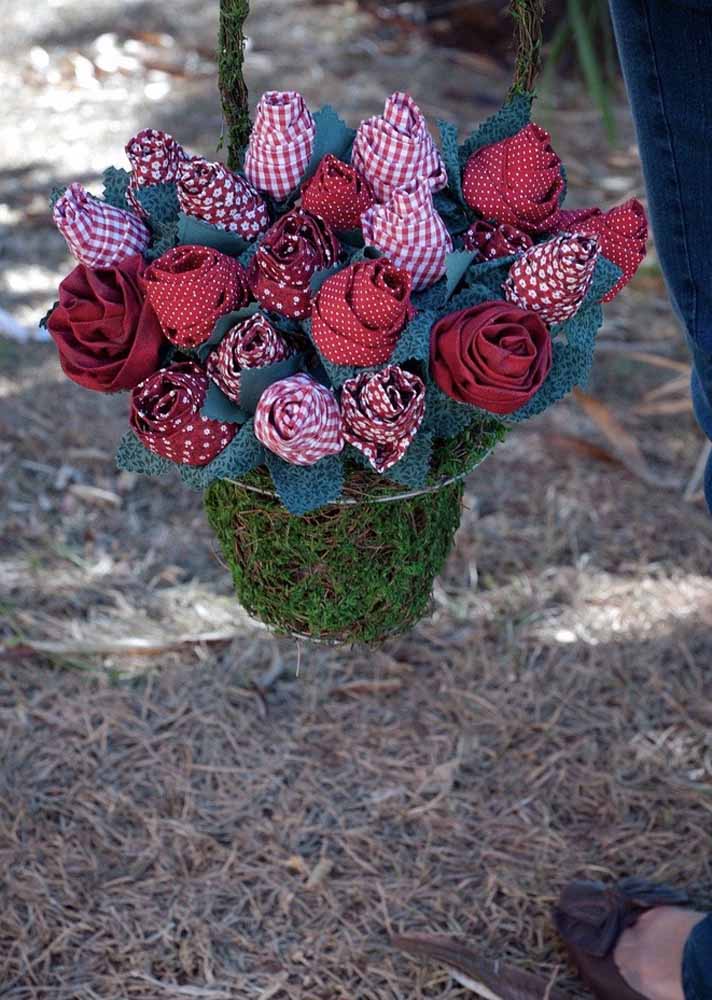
[244,91,316,200]
[361,178,453,291]
[351,91,447,204]
[254,373,343,466]
[131,361,237,466]
[503,233,601,324]
[177,158,269,239]
[53,183,150,268]
[125,128,189,216]
[206,313,292,404]
[301,154,375,231]
[341,365,425,473]
[462,220,533,260]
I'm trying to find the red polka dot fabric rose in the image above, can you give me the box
[144,245,250,349]
[53,183,150,268]
[244,91,316,200]
[131,361,236,466]
[125,128,188,216]
[176,158,269,240]
[341,365,425,473]
[48,254,165,393]
[430,301,552,415]
[254,373,343,466]
[462,219,533,261]
[503,233,601,324]
[462,123,565,236]
[351,91,447,204]
[311,258,414,367]
[301,155,375,232]
[206,313,292,405]
[361,179,453,291]
[248,208,339,319]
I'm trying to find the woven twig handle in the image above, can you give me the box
[509,0,546,94]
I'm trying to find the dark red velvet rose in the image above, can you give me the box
[462,219,533,260]
[301,154,375,231]
[430,301,552,415]
[47,254,165,393]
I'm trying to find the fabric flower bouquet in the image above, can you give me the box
[45,90,647,518]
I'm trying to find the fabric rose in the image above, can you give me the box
[248,208,339,319]
[301,154,376,231]
[503,234,601,324]
[361,179,453,291]
[555,198,648,301]
[254,373,343,466]
[244,91,316,200]
[47,254,165,393]
[130,361,236,466]
[206,313,292,404]
[341,365,425,473]
[311,258,414,366]
[462,219,533,261]
[125,128,188,215]
[176,157,269,239]
[351,91,447,203]
[462,123,565,236]
[430,301,552,415]
[53,183,150,267]
[144,245,250,349]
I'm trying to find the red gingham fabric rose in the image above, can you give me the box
[462,219,533,260]
[311,258,414,366]
[53,183,150,268]
[144,245,251,349]
[341,365,425,473]
[254,373,343,466]
[206,313,292,404]
[361,179,453,291]
[555,198,648,301]
[462,123,565,236]
[125,128,188,216]
[351,91,447,203]
[503,233,601,324]
[301,155,376,231]
[244,91,316,200]
[176,158,269,239]
[431,301,552,415]
[248,208,339,319]
[131,361,237,466]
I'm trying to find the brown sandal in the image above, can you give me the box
[553,877,690,999]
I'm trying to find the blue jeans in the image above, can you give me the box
[682,914,712,1000]
[609,0,712,513]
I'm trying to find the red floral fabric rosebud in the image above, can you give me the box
[341,365,425,473]
[555,198,648,301]
[144,245,250,349]
[311,258,414,366]
[53,183,150,268]
[361,179,453,291]
[351,91,447,203]
[206,313,292,405]
[125,128,188,215]
[503,233,601,324]
[254,373,343,466]
[244,91,316,200]
[301,154,376,231]
[462,219,533,260]
[176,158,269,240]
[248,208,339,319]
[430,301,552,415]
[462,123,565,236]
[47,254,165,393]
[131,361,236,466]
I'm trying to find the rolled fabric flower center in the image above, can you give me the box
[244,90,316,200]
[503,233,601,325]
[177,157,269,239]
[53,183,150,269]
[207,313,292,404]
[301,154,375,231]
[254,373,343,466]
[341,365,426,473]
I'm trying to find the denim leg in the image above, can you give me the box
[608,0,712,511]
[682,913,712,1000]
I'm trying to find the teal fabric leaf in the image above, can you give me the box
[445,250,478,299]
[447,282,501,314]
[201,381,249,424]
[459,93,533,168]
[339,228,365,250]
[309,262,343,295]
[303,318,364,388]
[349,245,382,264]
[238,240,261,270]
[177,213,250,256]
[196,305,260,363]
[135,182,180,227]
[305,105,356,183]
[424,382,485,439]
[102,167,131,211]
[144,218,179,261]
[382,430,433,489]
[412,279,447,313]
[390,311,435,366]
[585,254,622,305]
[463,255,515,296]
[116,431,171,478]
[237,353,305,414]
[438,119,464,203]
[49,186,67,210]
[40,301,59,330]
[178,420,265,490]
[265,451,345,515]
[433,189,471,234]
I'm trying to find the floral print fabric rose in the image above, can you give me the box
[503,233,601,324]
[462,219,533,261]
[206,313,292,405]
[176,158,269,239]
[341,365,425,473]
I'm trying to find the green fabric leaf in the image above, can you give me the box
[339,228,365,250]
[303,318,364,388]
[585,254,622,305]
[116,431,171,478]
[177,213,250,257]
[459,93,533,169]
[196,305,260,363]
[433,189,471,234]
[412,279,447,313]
[382,430,433,489]
[447,282,500,314]
[134,182,180,227]
[237,353,305,414]
[238,240,261,270]
[305,105,356,183]
[201,381,249,424]
[178,420,265,491]
[49,186,67,211]
[144,218,179,261]
[438,119,464,204]
[309,262,343,295]
[390,311,435,366]
[445,250,478,299]
[102,167,131,211]
[423,382,485,439]
[265,451,345,515]
[463,255,515,297]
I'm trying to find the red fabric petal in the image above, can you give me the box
[177,158,269,239]
[206,313,292,404]
[253,373,343,465]
[301,154,375,231]
[341,365,425,472]
[503,233,601,324]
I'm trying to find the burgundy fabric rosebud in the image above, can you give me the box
[48,254,165,393]
[248,208,339,319]
[176,157,269,239]
[244,91,316,200]
[254,373,343,466]
[206,313,292,405]
[125,128,188,215]
[462,219,533,260]
[430,301,552,415]
[462,123,565,236]
[301,154,376,231]
[53,183,150,268]
[503,233,601,324]
[341,365,425,473]
[130,361,237,466]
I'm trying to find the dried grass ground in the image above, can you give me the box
[2,2,712,998]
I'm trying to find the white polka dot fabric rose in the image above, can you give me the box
[176,158,269,239]
[503,233,601,324]
[254,373,343,466]
[206,313,292,405]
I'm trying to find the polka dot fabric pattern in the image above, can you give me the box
[341,365,426,473]
[503,234,601,324]
[206,313,292,405]
[176,158,269,240]
[301,155,375,231]
[254,373,343,466]
[244,91,316,200]
[462,220,533,261]
[53,183,150,268]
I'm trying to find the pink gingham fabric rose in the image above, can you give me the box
[176,158,269,239]
[125,128,188,215]
[341,365,425,473]
[206,313,292,405]
[503,233,601,324]
[254,373,343,466]
[53,183,150,267]
[244,91,316,200]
